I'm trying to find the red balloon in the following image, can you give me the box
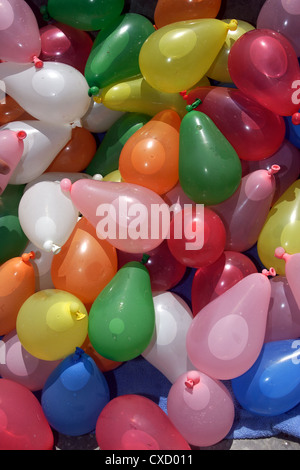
[0,379,54,450]
[228,29,300,118]
[39,22,93,74]
[186,86,286,161]
[191,251,258,316]
[117,239,186,292]
[167,206,226,268]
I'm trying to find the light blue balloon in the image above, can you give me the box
[231,339,300,416]
[41,348,110,436]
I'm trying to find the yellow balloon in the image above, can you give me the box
[207,19,255,83]
[100,75,188,118]
[103,170,123,182]
[16,289,88,361]
[139,18,238,94]
[257,180,300,276]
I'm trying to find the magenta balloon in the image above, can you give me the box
[186,272,273,380]
[242,140,300,205]
[191,251,258,317]
[228,29,300,117]
[257,0,300,57]
[0,0,41,63]
[210,168,279,252]
[0,129,26,195]
[167,371,235,447]
[117,240,186,292]
[39,22,93,75]
[186,86,286,161]
[264,276,300,343]
[95,395,191,450]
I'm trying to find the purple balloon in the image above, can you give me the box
[257,0,300,57]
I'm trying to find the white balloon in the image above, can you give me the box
[18,180,79,254]
[142,292,194,383]
[24,172,93,192]
[23,241,55,291]
[81,98,124,133]
[0,120,72,184]
[0,61,91,124]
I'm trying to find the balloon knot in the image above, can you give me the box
[74,347,85,362]
[185,371,201,389]
[32,56,44,69]
[93,174,104,181]
[292,112,300,125]
[154,24,158,30]
[88,86,100,97]
[17,130,27,141]
[274,247,291,262]
[43,240,62,254]
[60,178,72,192]
[21,251,35,263]
[267,164,280,176]
[262,267,276,277]
[141,254,150,265]
[40,5,51,21]
[227,19,238,31]
[186,99,202,112]
[93,95,102,104]
[180,90,188,100]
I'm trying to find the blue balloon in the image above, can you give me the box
[41,348,110,436]
[231,339,300,416]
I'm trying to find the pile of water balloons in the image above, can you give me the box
[1,0,300,451]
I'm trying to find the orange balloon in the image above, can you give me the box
[45,127,97,173]
[0,94,34,125]
[154,0,222,28]
[119,109,181,195]
[0,252,36,335]
[51,217,118,305]
[81,336,123,372]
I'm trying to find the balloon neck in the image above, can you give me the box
[73,347,85,362]
[292,112,300,125]
[93,95,102,104]
[141,254,150,265]
[227,19,238,32]
[88,86,100,98]
[185,371,201,389]
[21,251,35,263]
[40,5,51,21]
[262,267,276,277]
[43,240,62,254]
[60,178,72,192]
[70,302,86,321]
[274,247,291,263]
[267,164,280,176]
[32,56,44,69]
[71,120,82,129]
[17,131,27,141]
[186,99,202,112]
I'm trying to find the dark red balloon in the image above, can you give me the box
[167,206,226,268]
[117,239,186,292]
[191,251,258,316]
[39,22,93,74]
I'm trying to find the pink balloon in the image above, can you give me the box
[191,251,258,316]
[0,330,61,391]
[210,167,280,252]
[275,247,300,310]
[264,276,300,343]
[95,395,191,450]
[61,178,170,254]
[117,240,186,292]
[257,0,300,57]
[186,271,275,380]
[167,370,235,447]
[241,140,300,205]
[39,22,93,75]
[0,379,54,450]
[228,29,300,118]
[0,129,26,195]
[0,0,41,64]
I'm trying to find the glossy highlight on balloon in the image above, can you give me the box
[95,394,191,450]
[119,109,180,195]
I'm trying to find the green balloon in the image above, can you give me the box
[85,112,151,177]
[0,185,28,265]
[88,261,155,362]
[85,13,155,90]
[179,110,242,205]
[42,0,125,31]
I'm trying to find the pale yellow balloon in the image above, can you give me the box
[139,18,238,93]
[103,170,123,182]
[16,289,88,361]
[257,180,300,275]
[207,20,255,83]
